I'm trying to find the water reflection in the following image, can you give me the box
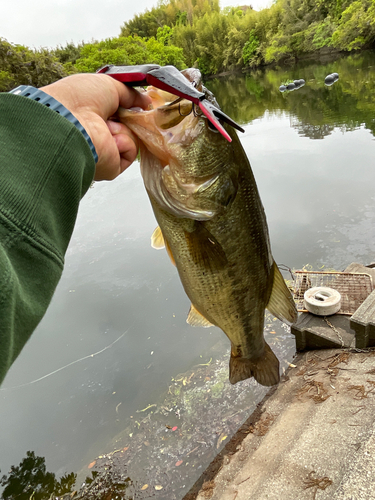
[0,452,76,500]
[206,50,375,138]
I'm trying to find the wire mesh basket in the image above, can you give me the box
[293,271,373,315]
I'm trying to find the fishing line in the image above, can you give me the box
[0,327,132,391]
[278,263,295,281]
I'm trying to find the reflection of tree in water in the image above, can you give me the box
[0,451,76,500]
[293,122,335,139]
[205,51,375,140]
[76,469,135,500]
[0,452,140,500]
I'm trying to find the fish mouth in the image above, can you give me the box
[117,80,237,221]
[124,81,240,142]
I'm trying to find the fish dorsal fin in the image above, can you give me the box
[266,261,297,325]
[187,304,214,328]
[151,226,165,249]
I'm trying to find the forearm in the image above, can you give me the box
[0,93,95,384]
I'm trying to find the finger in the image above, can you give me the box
[107,119,139,148]
[113,131,139,173]
[107,120,139,173]
[108,77,152,110]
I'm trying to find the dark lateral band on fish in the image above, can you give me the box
[97,64,244,142]
[118,67,297,388]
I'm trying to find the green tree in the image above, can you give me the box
[157,25,174,45]
[74,36,185,73]
[242,30,260,66]
[0,38,67,92]
[53,41,84,65]
[120,0,219,39]
[331,0,375,50]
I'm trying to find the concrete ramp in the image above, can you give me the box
[186,348,375,500]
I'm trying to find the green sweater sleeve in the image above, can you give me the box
[0,93,96,384]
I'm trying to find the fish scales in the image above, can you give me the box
[150,131,272,357]
[118,69,297,387]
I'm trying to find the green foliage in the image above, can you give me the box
[120,0,220,38]
[0,38,67,92]
[331,0,375,51]
[258,0,375,65]
[311,17,336,49]
[2,0,375,85]
[191,11,232,75]
[176,10,188,25]
[74,36,185,73]
[242,30,260,66]
[264,34,293,63]
[157,25,174,45]
[52,41,84,65]
[172,22,198,67]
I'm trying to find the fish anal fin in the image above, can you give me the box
[184,223,227,269]
[266,261,297,325]
[187,304,214,328]
[229,343,280,387]
[151,226,165,249]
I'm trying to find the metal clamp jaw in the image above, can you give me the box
[97,64,244,142]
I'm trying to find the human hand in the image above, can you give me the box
[41,74,151,181]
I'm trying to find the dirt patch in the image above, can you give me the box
[200,481,215,499]
[248,412,276,436]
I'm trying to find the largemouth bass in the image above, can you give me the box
[118,69,297,387]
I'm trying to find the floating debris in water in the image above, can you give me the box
[279,79,305,92]
[325,73,339,86]
[73,314,294,499]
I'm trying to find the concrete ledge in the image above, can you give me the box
[292,313,355,350]
[350,289,375,348]
[184,348,375,500]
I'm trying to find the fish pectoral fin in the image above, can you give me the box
[187,304,214,328]
[266,261,298,325]
[151,226,176,266]
[185,223,227,269]
[229,343,280,387]
[151,226,165,249]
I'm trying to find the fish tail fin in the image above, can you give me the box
[229,343,280,387]
[267,261,297,325]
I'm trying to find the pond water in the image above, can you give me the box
[1,51,375,499]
